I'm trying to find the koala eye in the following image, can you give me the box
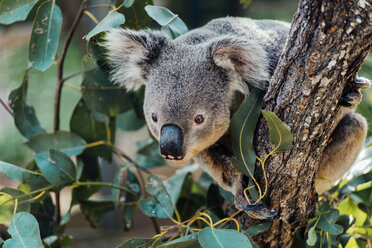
[151,113,158,123]
[194,115,204,124]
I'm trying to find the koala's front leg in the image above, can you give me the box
[195,143,276,219]
[315,77,370,193]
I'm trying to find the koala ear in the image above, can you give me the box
[103,29,169,91]
[210,37,270,91]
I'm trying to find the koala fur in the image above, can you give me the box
[104,17,369,218]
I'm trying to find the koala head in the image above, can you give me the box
[104,29,268,162]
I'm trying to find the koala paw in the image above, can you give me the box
[340,77,371,108]
[234,188,277,219]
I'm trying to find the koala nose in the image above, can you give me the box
[160,124,184,160]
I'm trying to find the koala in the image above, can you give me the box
[104,17,369,219]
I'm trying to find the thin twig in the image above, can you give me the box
[0,98,13,116]
[54,0,88,132]
[84,4,114,10]
[151,217,161,234]
[61,71,84,83]
[111,146,152,175]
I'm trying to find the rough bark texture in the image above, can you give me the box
[239,0,372,247]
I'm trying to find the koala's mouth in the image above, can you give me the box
[161,154,184,161]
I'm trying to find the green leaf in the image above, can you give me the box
[122,170,140,231]
[0,193,14,224]
[0,0,39,25]
[34,149,76,187]
[199,227,253,248]
[306,226,317,246]
[82,68,132,117]
[80,200,115,227]
[164,164,198,204]
[29,0,62,71]
[30,193,55,238]
[123,0,135,8]
[135,139,165,169]
[230,88,264,177]
[139,175,174,218]
[240,0,252,7]
[317,209,344,235]
[339,171,372,196]
[245,221,272,237]
[0,188,31,223]
[0,160,49,189]
[116,109,146,131]
[26,131,86,156]
[261,110,293,151]
[71,152,101,207]
[145,5,188,37]
[159,233,199,248]
[3,212,43,248]
[116,238,150,248]
[8,69,46,139]
[218,187,235,205]
[117,0,153,30]
[70,99,113,161]
[86,11,125,40]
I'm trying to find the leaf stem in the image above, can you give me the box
[84,4,114,10]
[0,98,13,116]
[54,0,88,132]
[73,181,138,198]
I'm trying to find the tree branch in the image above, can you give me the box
[54,0,88,132]
[238,0,372,247]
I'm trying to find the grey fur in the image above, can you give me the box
[104,17,369,218]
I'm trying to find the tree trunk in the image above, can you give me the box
[241,0,371,247]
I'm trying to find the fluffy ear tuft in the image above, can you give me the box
[103,29,169,91]
[210,37,269,91]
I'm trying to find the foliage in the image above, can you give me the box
[0,0,371,248]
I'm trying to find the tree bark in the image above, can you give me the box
[240,0,371,247]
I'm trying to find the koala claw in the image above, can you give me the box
[353,77,371,89]
[243,204,278,219]
[339,77,370,109]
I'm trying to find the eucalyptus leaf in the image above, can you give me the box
[29,0,62,71]
[86,11,125,40]
[8,69,45,139]
[159,233,199,248]
[122,170,140,231]
[34,149,76,187]
[0,0,39,25]
[26,131,86,156]
[241,0,253,7]
[245,221,272,237]
[70,99,113,161]
[339,171,372,196]
[261,110,293,151]
[117,0,153,29]
[3,212,43,248]
[145,5,188,37]
[0,160,49,189]
[164,164,198,204]
[82,68,132,117]
[230,88,264,177]
[317,209,343,234]
[0,188,31,223]
[116,238,150,248]
[80,200,115,227]
[116,109,146,131]
[138,175,174,218]
[199,227,253,248]
[306,226,317,246]
[123,0,135,8]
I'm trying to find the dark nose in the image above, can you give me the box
[160,124,184,160]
